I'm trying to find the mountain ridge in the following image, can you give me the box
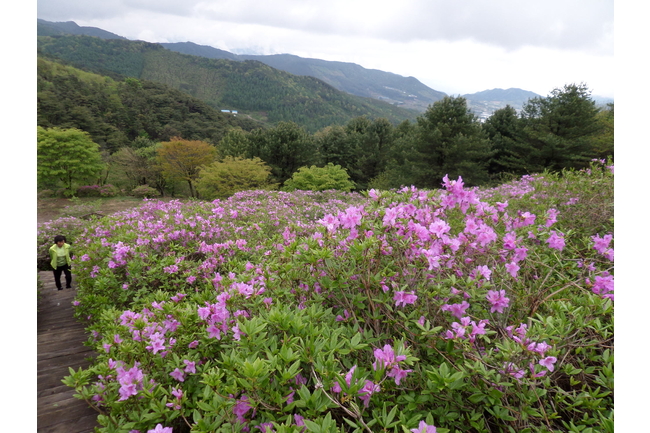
[36,33,421,132]
[37,20,445,111]
[37,18,127,40]
[461,87,542,120]
[160,41,447,111]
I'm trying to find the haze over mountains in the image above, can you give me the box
[37,19,611,120]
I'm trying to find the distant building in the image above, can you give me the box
[221,109,231,113]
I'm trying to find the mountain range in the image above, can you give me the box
[159,41,447,112]
[36,19,610,124]
[37,33,422,133]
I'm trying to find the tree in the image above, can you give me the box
[196,157,277,200]
[483,105,533,177]
[590,103,614,160]
[410,96,493,187]
[37,126,105,191]
[282,163,355,192]
[247,122,316,186]
[345,117,396,190]
[217,128,253,159]
[156,137,216,197]
[520,83,601,171]
[110,147,154,190]
[314,125,355,169]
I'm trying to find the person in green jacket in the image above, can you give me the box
[49,235,73,290]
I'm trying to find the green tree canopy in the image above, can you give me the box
[247,122,316,186]
[109,144,169,195]
[520,83,601,171]
[590,103,614,160]
[409,96,493,187]
[156,137,216,197]
[37,126,105,191]
[483,105,533,177]
[217,128,253,159]
[282,163,355,192]
[196,157,276,200]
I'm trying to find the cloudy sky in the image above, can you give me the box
[35,0,614,98]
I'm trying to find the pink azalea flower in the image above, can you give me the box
[486,290,510,313]
[171,388,183,400]
[233,395,252,423]
[545,208,559,227]
[206,323,222,339]
[183,360,196,374]
[411,420,437,433]
[475,265,492,281]
[539,356,557,372]
[394,291,418,308]
[171,293,187,302]
[170,368,185,382]
[546,231,565,251]
[441,301,470,319]
[345,366,357,387]
[358,380,380,407]
[294,414,306,426]
[147,424,173,433]
[388,365,413,385]
[591,233,613,254]
[505,261,520,278]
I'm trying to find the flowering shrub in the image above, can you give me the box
[131,184,162,198]
[51,165,613,433]
[77,184,119,197]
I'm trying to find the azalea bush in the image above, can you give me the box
[77,184,120,198]
[132,185,162,199]
[44,162,613,433]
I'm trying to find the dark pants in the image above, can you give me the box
[54,264,72,290]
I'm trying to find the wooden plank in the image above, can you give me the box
[37,413,98,433]
[38,340,95,362]
[37,271,98,433]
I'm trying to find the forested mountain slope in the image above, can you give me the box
[37,20,446,112]
[37,34,420,132]
[161,42,447,111]
[37,56,263,151]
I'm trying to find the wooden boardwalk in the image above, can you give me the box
[37,271,98,433]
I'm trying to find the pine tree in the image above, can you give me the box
[410,96,494,187]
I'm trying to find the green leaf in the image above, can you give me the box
[302,419,322,433]
[468,393,486,404]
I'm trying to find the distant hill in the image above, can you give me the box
[462,88,613,119]
[36,20,446,112]
[161,42,447,111]
[37,19,126,39]
[462,88,542,120]
[37,34,420,132]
